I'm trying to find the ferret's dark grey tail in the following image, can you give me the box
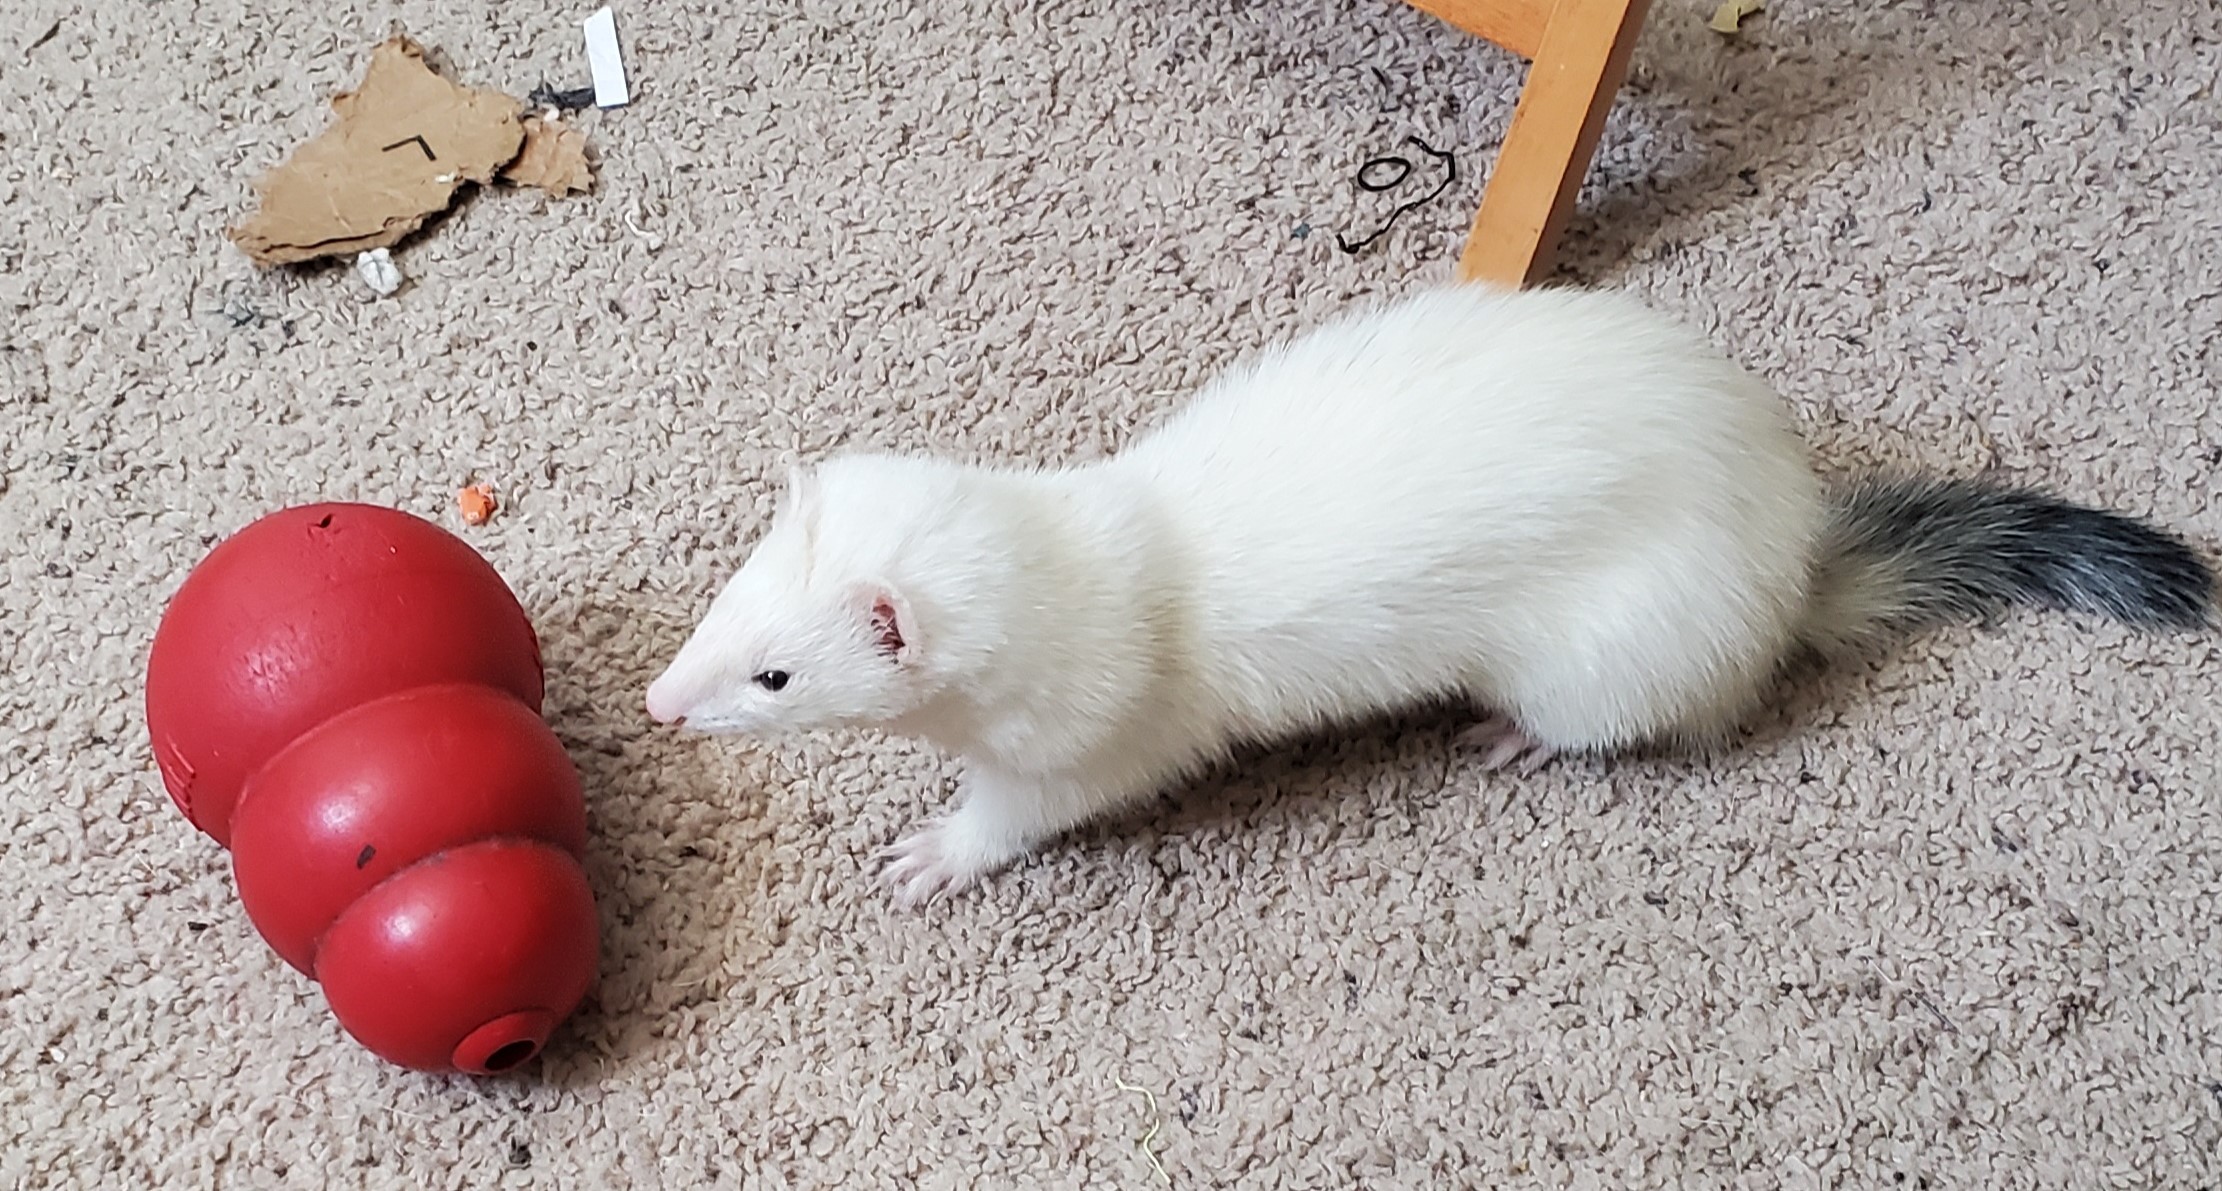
[1796,476,2215,659]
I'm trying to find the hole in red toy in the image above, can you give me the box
[483,1040,537,1071]
[452,1009,557,1075]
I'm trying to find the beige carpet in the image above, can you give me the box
[5,0,2221,1183]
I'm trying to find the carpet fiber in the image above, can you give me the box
[5,0,2220,1185]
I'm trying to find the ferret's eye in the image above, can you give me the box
[752,670,790,692]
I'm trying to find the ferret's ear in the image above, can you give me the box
[858,584,914,664]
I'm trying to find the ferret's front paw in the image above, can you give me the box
[874,819,999,910]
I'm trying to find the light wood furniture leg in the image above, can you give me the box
[1399,0,1653,287]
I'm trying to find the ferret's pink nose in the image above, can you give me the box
[644,678,688,725]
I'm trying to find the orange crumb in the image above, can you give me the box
[458,482,498,525]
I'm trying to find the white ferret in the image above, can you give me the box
[646,284,2213,907]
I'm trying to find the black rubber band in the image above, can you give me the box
[1337,136,1458,255]
[1356,156,1413,192]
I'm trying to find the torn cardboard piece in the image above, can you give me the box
[501,116,594,196]
[229,33,601,269]
[230,36,525,267]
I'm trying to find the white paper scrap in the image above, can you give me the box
[583,7,629,108]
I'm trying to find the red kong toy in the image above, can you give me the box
[145,502,599,1074]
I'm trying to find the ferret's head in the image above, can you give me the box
[644,469,927,736]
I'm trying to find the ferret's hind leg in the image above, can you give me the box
[1456,711,1560,774]
[877,763,1123,909]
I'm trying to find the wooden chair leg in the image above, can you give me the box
[1455,0,1652,287]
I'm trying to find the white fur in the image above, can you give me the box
[646,284,1829,906]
